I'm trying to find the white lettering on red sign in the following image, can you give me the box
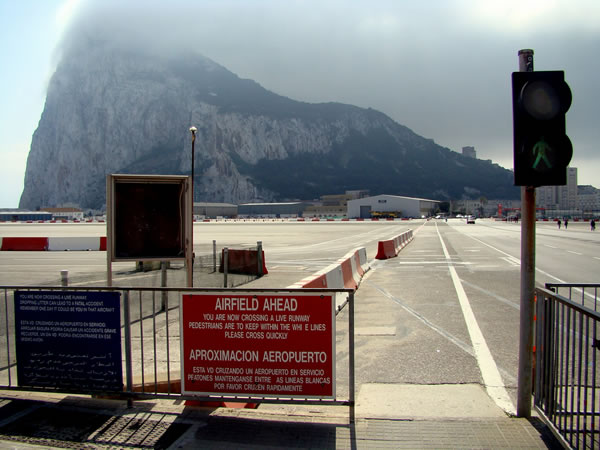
[181,294,335,398]
[214,297,298,311]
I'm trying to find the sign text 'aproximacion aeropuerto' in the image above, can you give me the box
[181,294,335,398]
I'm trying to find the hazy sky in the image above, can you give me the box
[1,0,599,208]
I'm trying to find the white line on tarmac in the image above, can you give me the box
[363,280,517,386]
[365,256,518,386]
[370,283,475,356]
[435,223,516,415]
[460,233,568,284]
[397,261,473,265]
[501,256,520,267]
[459,279,519,310]
[464,233,599,307]
[568,251,582,255]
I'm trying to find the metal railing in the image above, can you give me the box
[1,286,356,421]
[534,284,600,449]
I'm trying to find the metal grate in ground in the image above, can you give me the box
[0,402,190,449]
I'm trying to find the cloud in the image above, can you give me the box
[57,0,600,186]
[56,0,81,31]
[464,0,600,34]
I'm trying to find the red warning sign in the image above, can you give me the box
[181,293,335,398]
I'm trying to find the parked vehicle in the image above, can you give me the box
[371,211,401,219]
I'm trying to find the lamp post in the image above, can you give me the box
[189,126,197,204]
[188,126,197,288]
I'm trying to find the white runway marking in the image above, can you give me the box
[501,256,520,267]
[436,223,515,415]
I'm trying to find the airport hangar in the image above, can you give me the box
[347,194,441,219]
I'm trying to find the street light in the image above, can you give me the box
[188,126,197,288]
[189,126,197,204]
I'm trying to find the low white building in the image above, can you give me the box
[194,202,238,219]
[41,207,84,221]
[347,194,440,219]
[238,202,307,218]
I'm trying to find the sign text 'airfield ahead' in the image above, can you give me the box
[181,294,335,398]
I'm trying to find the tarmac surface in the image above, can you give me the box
[0,230,564,449]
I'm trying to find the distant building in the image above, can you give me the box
[452,199,485,216]
[238,202,307,218]
[451,199,523,218]
[344,190,370,199]
[536,167,578,213]
[304,191,370,218]
[304,191,363,217]
[0,210,53,222]
[563,167,579,210]
[347,194,440,219]
[41,207,84,221]
[194,202,238,218]
[462,146,476,159]
[577,185,600,215]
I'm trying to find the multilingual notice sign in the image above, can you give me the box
[14,291,123,391]
[181,293,335,398]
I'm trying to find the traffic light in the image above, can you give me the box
[512,71,572,186]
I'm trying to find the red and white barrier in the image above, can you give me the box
[1,237,106,251]
[48,237,104,251]
[288,247,368,291]
[375,229,414,259]
[288,247,369,311]
[0,237,49,251]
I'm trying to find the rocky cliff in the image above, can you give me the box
[19,41,518,210]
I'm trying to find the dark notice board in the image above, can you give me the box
[15,291,123,392]
[114,181,185,259]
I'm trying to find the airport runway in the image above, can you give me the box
[1,218,599,415]
[0,220,413,286]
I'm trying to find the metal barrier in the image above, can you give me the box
[534,284,600,449]
[0,286,356,421]
[546,283,600,314]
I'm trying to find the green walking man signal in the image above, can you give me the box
[532,137,552,170]
[512,71,572,186]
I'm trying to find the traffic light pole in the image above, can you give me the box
[516,49,535,418]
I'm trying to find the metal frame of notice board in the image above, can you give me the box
[106,174,193,287]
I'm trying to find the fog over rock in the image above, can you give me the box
[19,38,518,210]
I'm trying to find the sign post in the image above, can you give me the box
[516,49,536,418]
[513,50,573,418]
